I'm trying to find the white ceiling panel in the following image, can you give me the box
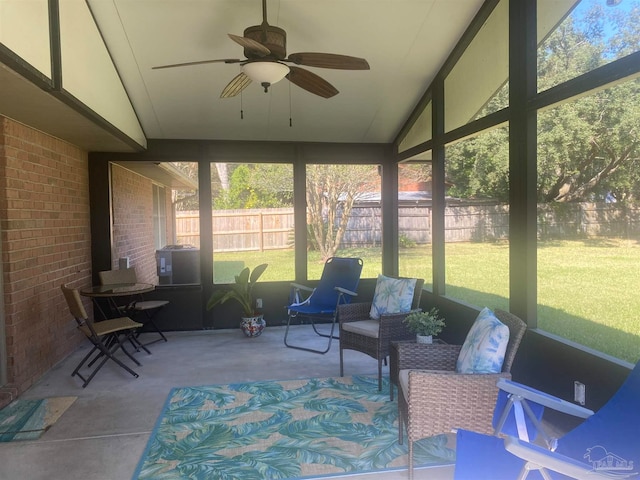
[86,0,485,145]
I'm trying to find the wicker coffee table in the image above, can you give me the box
[389,338,446,401]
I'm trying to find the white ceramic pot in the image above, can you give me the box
[416,334,433,344]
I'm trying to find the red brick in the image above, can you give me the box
[0,116,89,400]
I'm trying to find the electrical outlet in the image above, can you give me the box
[256,298,263,309]
[574,381,586,405]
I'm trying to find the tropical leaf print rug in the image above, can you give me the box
[133,375,454,479]
[0,396,76,442]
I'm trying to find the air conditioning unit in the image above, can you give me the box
[156,245,200,285]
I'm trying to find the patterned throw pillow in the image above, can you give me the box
[456,307,510,374]
[369,275,417,320]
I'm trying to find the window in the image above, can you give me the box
[398,162,433,287]
[152,184,167,251]
[444,125,510,308]
[211,163,294,284]
[159,162,200,285]
[537,0,640,93]
[110,161,198,285]
[536,79,640,363]
[306,164,381,279]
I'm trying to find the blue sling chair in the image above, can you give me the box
[284,257,363,354]
[453,361,640,480]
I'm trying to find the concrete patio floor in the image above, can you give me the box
[0,325,459,480]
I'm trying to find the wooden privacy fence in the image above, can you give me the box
[175,202,640,251]
[177,208,294,251]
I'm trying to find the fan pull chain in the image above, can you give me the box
[289,81,293,127]
[240,90,244,120]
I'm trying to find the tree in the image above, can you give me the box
[445,2,640,205]
[538,80,640,203]
[212,163,379,260]
[183,161,378,260]
[399,164,432,185]
[536,2,640,203]
[170,162,200,211]
[306,164,379,261]
[215,163,230,191]
[213,164,293,209]
[445,126,510,202]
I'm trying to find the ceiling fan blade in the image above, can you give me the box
[220,73,252,98]
[228,33,271,57]
[286,66,338,98]
[286,53,370,70]
[152,58,242,70]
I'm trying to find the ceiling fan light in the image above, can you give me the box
[242,61,290,85]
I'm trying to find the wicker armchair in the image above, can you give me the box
[397,308,526,480]
[338,278,424,391]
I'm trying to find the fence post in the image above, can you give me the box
[259,212,264,252]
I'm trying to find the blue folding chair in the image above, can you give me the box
[284,257,363,354]
[453,361,640,480]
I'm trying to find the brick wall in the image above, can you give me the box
[111,164,159,283]
[0,116,90,407]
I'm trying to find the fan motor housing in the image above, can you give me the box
[244,24,286,59]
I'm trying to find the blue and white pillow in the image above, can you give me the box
[456,307,510,374]
[369,275,417,320]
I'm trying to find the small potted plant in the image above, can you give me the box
[206,263,268,337]
[403,307,445,344]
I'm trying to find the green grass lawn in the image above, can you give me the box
[213,238,640,363]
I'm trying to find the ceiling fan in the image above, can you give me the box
[152,0,370,99]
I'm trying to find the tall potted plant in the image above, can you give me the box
[403,307,445,344]
[206,263,268,337]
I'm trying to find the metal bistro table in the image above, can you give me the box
[80,283,155,320]
[80,282,157,356]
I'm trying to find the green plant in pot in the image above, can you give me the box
[206,263,268,337]
[403,307,445,344]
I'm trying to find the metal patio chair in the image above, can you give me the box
[284,257,363,354]
[99,267,169,344]
[453,361,640,479]
[61,284,144,387]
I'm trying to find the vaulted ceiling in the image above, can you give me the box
[1,1,485,151]
[88,0,484,145]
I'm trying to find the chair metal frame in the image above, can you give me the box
[61,284,145,388]
[98,268,169,344]
[453,362,640,480]
[493,378,592,449]
[284,257,363,354]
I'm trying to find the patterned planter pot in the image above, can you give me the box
[240,315,266,337]
[416,334,433,344]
